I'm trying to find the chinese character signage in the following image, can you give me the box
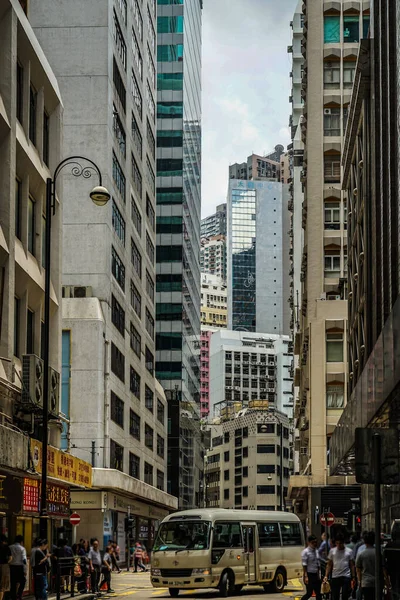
[31,439,92,488]
[23,479,70,517]
[23,478,39,512]
[0,471,22,514]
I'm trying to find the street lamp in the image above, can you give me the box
[40,156,109,538]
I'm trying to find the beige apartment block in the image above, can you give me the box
[289,0,369,531]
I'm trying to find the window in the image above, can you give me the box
[158,0,183,3]
[157,158,183,177]
[324,61,340,89]
[257,444,275,454]
[324,202,340,230]
[146,270,154,302]
[343,15,359,43]
[257,464,275,474]
[363,16,370,39]
[242,466,248,477]
[157,102,183,119]
[157,434,165,458]
[326,332,344,362]
[343,107,349,133]
[29,84,37,145]
[157,44,184,62]
[223,469,229,481]
[27,309,34,354]
[111,391,124,428]
[243,427,248,438]
[14,297,20,358]
[15,179,22,240]
[130,366,141,398]
[257,523,281,547]
[131,28,143,79]
[343,61,356,88]
[130,322,141,357]
[129,453,140,478]
[324,107,340,136]
[130,280,141,316]
[324,153,341,183]
[327,383,344,408]
[28,196,35,255]
[144,462,153,486]
[157,15,184,33]
[111,342,125,382]
[131,70,143,119]
[112,246,125,290]
[145,385,154,411]
[116,0,127,23]
[146,81,155,122]
[132,0,143,39]
[146,232,155,263]
[157,470,164,491]
[113,58,126,112]
[324,253,341,278]
[114,11,127,69]
[112,200,126,244]
[130,409,140,439]
[131,238,142,278]
[110,439,124,471]
[146,120,155,159]
[145,424,154,449]
[213,522,242,548]
[131,198,142,236]
[131,112,143,157]
[280,522,302,546]
[132,153,143,199]
[157,399,165,424]
[43,111,50,166]
[111,294,125,336]
[113,152,126,200]
[224,489,229,500]
[145,346,154,374]
[156,302,182,320]
[224,451,230,462]
[324,15,340,43]
[242,447,249,458]
[157,129,183,146]
[146,155,155,194]
[147,45,156,89]
[113,108,126,157]
[145,308,154,339]
[147,6,156,54]
[16,61,23,123]
[257,485,275,495]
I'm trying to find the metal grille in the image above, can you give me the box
[160,569,192,578]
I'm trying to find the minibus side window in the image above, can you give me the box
[257,523,281,547]
[279,522,302,546]
[213,521,243,548]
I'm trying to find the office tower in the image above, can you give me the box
[209,330,294,419]
[227,179,291,335]
[200,235,227,281]
[229,147,284,181]
[156,0,203,507]
[331,1,400,529]
[201,203,227,238]
[289,1,368,532]
[30,0,178,541]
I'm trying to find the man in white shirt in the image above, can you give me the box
[324,533,355,600]
[9,536,27,600]
[301,535,322,600]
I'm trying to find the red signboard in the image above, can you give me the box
[23,478,70,517]
[23,478,39,512]
[320,512,335,527]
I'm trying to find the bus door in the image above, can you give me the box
[241,524,256,583]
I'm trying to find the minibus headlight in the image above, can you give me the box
[151,568,161,576]
[192,568,211,575]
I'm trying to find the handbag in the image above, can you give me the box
[74,563,82,577]
[321,581,331,594]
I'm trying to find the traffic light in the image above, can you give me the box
[124,515,134,533]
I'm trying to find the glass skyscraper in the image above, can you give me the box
[156,0,203,508]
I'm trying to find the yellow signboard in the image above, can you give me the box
[31,439,92,488]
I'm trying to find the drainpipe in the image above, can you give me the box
[103,338,110,468]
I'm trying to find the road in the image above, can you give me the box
[101,572,304,600]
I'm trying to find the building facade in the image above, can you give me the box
[205,404,291,511]
[289,0,369,532]
[200,235,227,281]
[30,0,177,525]
[201,202,227,238]
[209,330,293,419]
[229,147,285,181]
[227,179,291,335]
[156,0,203,508]
[200,273,227,329]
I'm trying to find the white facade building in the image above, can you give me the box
[200,235,227,281]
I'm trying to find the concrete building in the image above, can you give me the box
[229,147,285,182]
[209,330,293,420]
[200,235,227,281]
[30,0,178,541]
[330,1,400,529]
[156,0,203,508]
[201,203,227,238]
[205,403,291,511]
[200,273,227,330]
[227,179,291,335]
[200,329,213,419]
[289,0,369,532]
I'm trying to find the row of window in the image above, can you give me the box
[110,340,154,383]
[324,13,370,45]
[110,439,164,489]
[111,243,154,304]
[15,180,47,267]
[14,298,42,359]
[211,521,302,549]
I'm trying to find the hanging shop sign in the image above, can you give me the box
[0,471,22,515]
[23,478,70,518]
[31,439,92,488]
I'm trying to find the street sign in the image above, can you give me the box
[355,428,400,484]
[69,512,81,526]
[320,513,335,527]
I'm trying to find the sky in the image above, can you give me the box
[201,0,298,218]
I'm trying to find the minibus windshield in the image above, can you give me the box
[153,520,211,551]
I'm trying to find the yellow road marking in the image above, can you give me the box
[151,590,168,595]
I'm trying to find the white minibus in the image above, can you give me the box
[151,509,304,597]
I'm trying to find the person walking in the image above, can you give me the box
[100,546,114,593]
[324,533,355,600]
[0,535,11,600]
[33,540,50,600]
[301,535,322,600]
[355,531,376,600]
[133,543,146,573]
[88,539,102,595]
[9,536,27,600]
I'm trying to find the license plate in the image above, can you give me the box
[173,582,184,586]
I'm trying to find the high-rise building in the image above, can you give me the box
[156,0,203,507]
[30,0,178,537]
[289,0,368,532]
[201,235,227,281]
[229,147,285,181]
[209,330,294,419]
[227,179,291,335]
[200,274,227,330]
[201,203,227,238]
[330,1,400,529]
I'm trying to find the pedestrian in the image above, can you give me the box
[347,535,359,551]
[9,535,27,600]
[355,531,376,600]
[0,535,11,600]
[100,546,114,593]
[33,539,50,600]
[30,538,42,600]
[353,531,368,562]
[133,543,146,573]
[301,535,322,600]
[88,539,102,595]
[383,527,400,600]
[110,542,120,573]
[324,533,355,600]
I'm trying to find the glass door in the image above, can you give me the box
[241,524,256,582]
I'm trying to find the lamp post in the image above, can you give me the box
[40,156,110,539]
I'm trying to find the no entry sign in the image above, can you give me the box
[69,512,81,526]
[320,512,335,527]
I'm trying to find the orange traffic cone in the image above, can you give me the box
[312,590,316,597]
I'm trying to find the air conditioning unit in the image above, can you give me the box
[49,367,60,413]
[324,108,332,115]
[22,355,44,406]
[62,285,92,298]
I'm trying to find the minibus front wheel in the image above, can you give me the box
[219,570,235,597]
[169,589,180,597]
